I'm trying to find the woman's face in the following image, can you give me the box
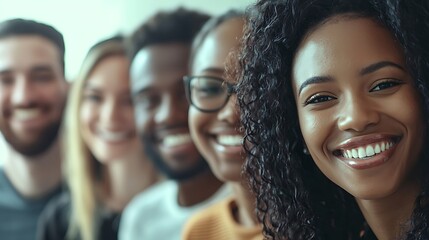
[292,17,425,199]
[188,18,244,182]
[80,55,141,163]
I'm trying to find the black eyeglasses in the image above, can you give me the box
[183,76,236,113]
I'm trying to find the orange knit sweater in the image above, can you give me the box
[182,198,263,240]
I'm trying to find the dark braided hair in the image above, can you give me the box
[236,0,429,239]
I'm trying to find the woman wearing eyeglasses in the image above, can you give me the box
[181,11,263,240]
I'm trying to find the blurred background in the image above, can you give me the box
[0,0,255,160]
[0,0,254,80]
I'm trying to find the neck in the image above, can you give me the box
[177,169,223,207]
[356,177,420,240]
[231,182,259,227]
[2,138,62,199]
[101,153,159,212]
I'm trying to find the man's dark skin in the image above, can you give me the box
[130,42,224,206]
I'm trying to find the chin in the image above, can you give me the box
[343,183,398,200]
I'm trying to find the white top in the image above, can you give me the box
[119,180,231,240]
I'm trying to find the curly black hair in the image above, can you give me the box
[236,0,429,239]
[127,7,210,61]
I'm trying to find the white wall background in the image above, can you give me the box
[0,0,255,80]
[0,0,255,161]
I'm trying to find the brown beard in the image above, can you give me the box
[2,120,61,157]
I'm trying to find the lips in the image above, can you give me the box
[336,140,396,159]
[333,135,401,170]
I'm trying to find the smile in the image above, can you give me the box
[162,133,192,147]
[216,135,243,146]
[332,135,401,170]
[338,140,395,159]
[97,129,132,142]
[13,109,42,121]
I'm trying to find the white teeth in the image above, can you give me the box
[98,130,128,142]
[374,144,381,154]
[366,145,375,157]
[163,134,192,147]
[347,150,352,159]
[352,149,358,158]
[358,147,366,158]
[217,135,243,146]
[14,109,41,120]
[341,141,395,159]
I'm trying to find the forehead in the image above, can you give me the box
[86,55,130,91]
[0,35,62,73]
[192,18,244,75]
[293,17,405,82]
[130,43,190,93]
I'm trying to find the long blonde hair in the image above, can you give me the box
[64,37,126,240]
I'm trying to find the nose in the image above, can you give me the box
[217,95,240,124]
[101,99,122,125]
[155,94,188,126]
[11,77,36,107]
[337,95,380,132]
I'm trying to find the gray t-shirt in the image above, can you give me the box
[0,168,61,240]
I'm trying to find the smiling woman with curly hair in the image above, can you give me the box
[236,0,429,239]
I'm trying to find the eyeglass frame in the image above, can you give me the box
[183,75,237,113]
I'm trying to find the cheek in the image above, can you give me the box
[134,108,152,133]
[46,82,67,105]
[188,107,211,154]
[0,91,8,111]
[298,109,329,150]
[79,103,95,136]
[297,107,338,176]
[122,106,137,126]
[397,89,424,129]
[188,107,205,141]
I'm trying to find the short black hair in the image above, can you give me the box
[190,9,244,65]
[128,7,210,61]
[0,18,65,75]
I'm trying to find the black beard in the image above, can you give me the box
[142,135,209,181]
[3,120,61,157]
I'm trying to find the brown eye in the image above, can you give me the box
[0,76,13,85]
[83,93,102,103]
[305,94,336,106]
[370,79,403,92]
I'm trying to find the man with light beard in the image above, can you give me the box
[119,8,231,240]
[0,19,67,240]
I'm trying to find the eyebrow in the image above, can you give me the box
[83,83,100,91]
[200,67,224,75]
[30,65,55,73]
[298,76,334,95]
[0,65,55,76]
[0,69,12,76]
[132,86,152,97]
[359,61,405,76]
[298,61,405,95]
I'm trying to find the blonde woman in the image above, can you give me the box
[37,36,159,240]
